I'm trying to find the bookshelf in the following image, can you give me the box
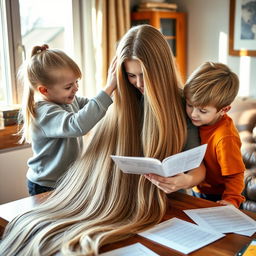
[131,11,187,82]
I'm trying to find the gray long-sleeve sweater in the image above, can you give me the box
[27,90,112,187]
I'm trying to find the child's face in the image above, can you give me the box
[43,69,79,105]
[124,59,144,94]
[186,99,224,126]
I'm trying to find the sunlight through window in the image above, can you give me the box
[218,32,228,64]
[19,0,74,59]
[0,0,12,105]
[239,56,251,96]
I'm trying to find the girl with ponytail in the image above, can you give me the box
[18,44,116,195]
[0,25,204,255]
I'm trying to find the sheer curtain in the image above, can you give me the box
[78,0,130,97]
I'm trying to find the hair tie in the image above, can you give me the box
[31,44,49,57]
[37,44,49,53]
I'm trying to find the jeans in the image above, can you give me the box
[192,190,222,202]
[27,179,54,196]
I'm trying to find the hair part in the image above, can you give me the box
[184,62,239,111]
[116,24,187,157]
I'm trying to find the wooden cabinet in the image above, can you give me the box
[131,11,186,81]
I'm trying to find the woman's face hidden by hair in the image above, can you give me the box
[38,68,79,105]
[124,59,144,94]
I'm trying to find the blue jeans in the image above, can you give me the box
[27,179,54,196]
[192,190,222,202]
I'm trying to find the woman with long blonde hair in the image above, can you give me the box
[0,25,205,256]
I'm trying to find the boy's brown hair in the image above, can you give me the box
[184,62,239,111]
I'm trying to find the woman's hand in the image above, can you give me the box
[104,56,117,96]
[145,163,206,193]
[145,173,191,193]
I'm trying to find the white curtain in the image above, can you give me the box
[76,0,130,97]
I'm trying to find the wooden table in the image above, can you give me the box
[0,192,255,255]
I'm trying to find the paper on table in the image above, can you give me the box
[234,228,256,236]
[111,144,207,177]
[139,217,225,255]
[184,205,256,235]
[100,243,159,256]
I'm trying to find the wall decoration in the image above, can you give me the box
[229,0,256,56]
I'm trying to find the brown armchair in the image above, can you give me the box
[229,97,256,212]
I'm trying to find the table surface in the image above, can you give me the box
[0,191,255,256]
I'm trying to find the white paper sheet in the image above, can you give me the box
[234,228,256,236]
[139,218,225,254]
[184,205,256,235]
[100,243,159,256]
[111,144,207,177]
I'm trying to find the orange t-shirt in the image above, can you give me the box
[193,114,245,208]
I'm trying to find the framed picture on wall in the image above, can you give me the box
[229,0,256,56]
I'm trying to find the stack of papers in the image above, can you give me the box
[101,205,256,255]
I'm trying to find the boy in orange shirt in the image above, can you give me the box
[184,62,245,208]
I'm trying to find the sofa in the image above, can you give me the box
[229,97,256,212]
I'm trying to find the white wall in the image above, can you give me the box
[132,0,256,97]
[173,0,256,97]
[0,147,32,204]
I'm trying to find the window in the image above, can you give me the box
[0,0,14,105]
[0,0,82,106]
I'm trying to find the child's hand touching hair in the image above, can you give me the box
[104,56,117,96]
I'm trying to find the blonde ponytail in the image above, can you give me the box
[18,44,82,143]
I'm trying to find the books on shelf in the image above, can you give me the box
[137,7,176,12]
[140,2,177,9]
[111,144,207,177]
[137,2,178,12]
[0,104,20,118]
[0,104,20,126]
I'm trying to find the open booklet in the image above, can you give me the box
[111,144,207,177]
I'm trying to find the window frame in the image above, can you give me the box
[1,0,22,104]
[1,0,84,106]
[0,0,85,151]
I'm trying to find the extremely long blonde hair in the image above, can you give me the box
[0,25,187,256]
